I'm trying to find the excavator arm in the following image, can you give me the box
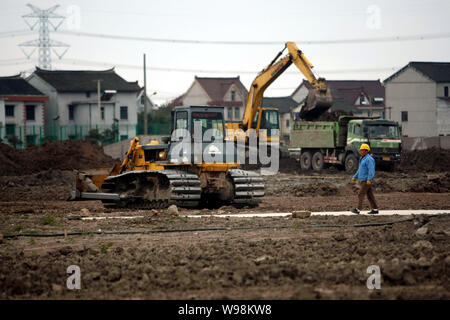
[241,42,332,130]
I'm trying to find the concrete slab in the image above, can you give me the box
[184,210,449,219]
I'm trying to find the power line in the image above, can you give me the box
[2,28,449,45]
[57,30,450,45]
[0,57,400,76]
[54,58,401,75]
[0,30,34,38]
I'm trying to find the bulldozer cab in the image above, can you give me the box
[169,106,237,164]
[171,106,225,142]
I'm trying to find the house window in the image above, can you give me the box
[69,105,75,120]
[367,111,371,117]
[231,90,236,101]
[26,105,35,121]
[381,111,385,119]
[227,107,233,120]
[445,86,449,97]
[5,124,15,135]
[401,111,408,122]
[286,119,290,127]
[359,94,365,104]
[5,105,14,117]
[120,106,128,120]
[140,95,145,105]
[234,107,240,119]
[86,92,91,98]
[120,135,128,141]
[101,107,105,120]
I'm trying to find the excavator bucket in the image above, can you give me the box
[298,86,333,121]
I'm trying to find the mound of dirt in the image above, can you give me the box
[407,173,450,193]
[0,140,115,176]
[400,148,450,172]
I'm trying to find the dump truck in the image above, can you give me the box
[289,115,402,172]
[70,106,264,209]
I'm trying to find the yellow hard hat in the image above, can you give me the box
[360,143,370,151]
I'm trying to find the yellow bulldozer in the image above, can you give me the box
[70,106,264,209]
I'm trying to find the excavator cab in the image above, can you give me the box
[252,108,280,141]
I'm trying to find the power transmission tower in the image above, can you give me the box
[19,4,69,70]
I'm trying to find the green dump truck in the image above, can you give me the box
[289,116,402,172]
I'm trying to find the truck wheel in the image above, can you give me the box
[300,151,312,170]
[312,152,324,171]
[345,154,358,172]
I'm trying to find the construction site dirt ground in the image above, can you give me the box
[0,168,449,299]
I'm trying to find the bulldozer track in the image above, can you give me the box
[104,170,201,209]
[95,169,264,209]
[229,169,265,206]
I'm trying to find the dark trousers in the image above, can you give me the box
[358,181,378,210]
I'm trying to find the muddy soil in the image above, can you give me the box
[0,207,449,300]
[0,145,449,299]
[0,183,449,299]
[0,140,115,176]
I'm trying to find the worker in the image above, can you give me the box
[351,143,379,214]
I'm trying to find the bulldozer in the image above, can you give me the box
[70,106,264,209]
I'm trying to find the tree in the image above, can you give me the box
[84,124,119,145]
[137,104,172,134]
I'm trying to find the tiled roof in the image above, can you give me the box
[292,80,385,106]
[326,80,384,105]
[384,61,450,83]
[195,76,248,102]
[261,96,298,114]
[33,67,141,92]
[0,75,46,96]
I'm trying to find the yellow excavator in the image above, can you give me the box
[225,41,332,143]
[70,106,264,209]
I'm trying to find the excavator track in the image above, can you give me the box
[103,170,201,209]
[228,169,265,207]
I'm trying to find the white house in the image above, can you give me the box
[384,62,450,137]
[27,67,141,142]
[0,75,48,147]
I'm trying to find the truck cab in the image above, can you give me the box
[346,118,402,169]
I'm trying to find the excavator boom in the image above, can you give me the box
[241,42,332,129]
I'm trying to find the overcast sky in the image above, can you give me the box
[0,0,449,105]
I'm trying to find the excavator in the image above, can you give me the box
[70,106,264,209]
[225,41,332,144]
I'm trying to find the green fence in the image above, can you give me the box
[0,122,171,149]
[136,123,171,135]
